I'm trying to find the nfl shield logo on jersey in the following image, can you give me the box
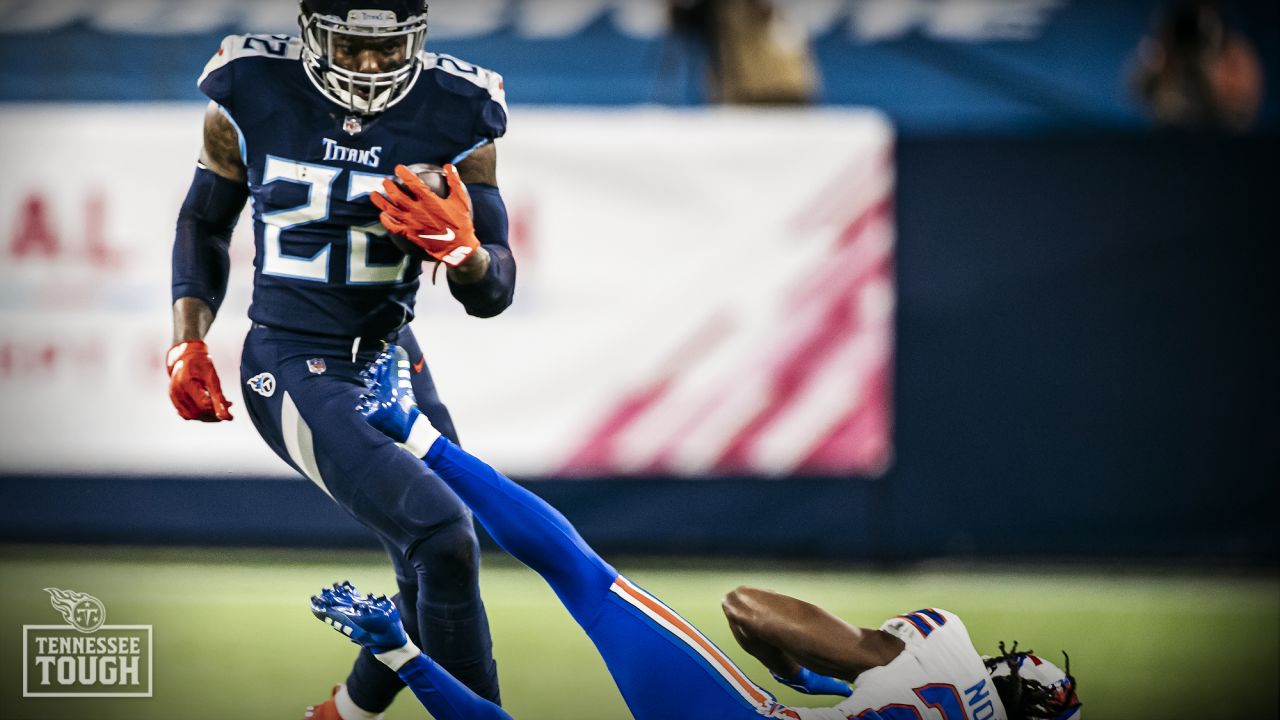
[307,358,327,375]
[343,115,362,135]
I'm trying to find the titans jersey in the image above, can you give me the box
[197,34,508,337]
[795,609,1006,720]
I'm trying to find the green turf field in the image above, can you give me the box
[0,546,1274,719]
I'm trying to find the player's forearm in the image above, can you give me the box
[446,245,491,284]
[447,243,516,317]
[722,587,870,681]
[733,624,805,676]
[171,164,247,320]
[724,589,804,676]
[447,183,516,317]
[172,297,216,344]
[171,210,232,316]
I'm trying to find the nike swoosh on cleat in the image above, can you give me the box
[412,357,425,373]
[417,228,455,242]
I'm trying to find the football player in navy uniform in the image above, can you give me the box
[167,2,512,717]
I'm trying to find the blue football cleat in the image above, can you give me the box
[310,581,410,655]
[356,345,421,445]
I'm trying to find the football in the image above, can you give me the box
[403,162,449,200]
[386,163,449,261]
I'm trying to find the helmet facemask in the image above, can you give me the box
[300,6,428,115]
[984,643,1081,720]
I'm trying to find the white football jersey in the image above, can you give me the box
[793,609,1006,720]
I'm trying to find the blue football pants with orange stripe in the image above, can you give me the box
[396,434,797,720]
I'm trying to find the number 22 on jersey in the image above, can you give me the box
[260,156,408,285]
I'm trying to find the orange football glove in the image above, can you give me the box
[166,340,233,422]
[371,164,480,267]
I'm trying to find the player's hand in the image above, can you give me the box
[771,667,852,697]
[166,340,233,422]
[371,164,479,267]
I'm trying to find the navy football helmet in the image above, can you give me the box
[298,0,429,115]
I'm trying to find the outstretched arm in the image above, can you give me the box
[173,102,248,329]
[167,102,248,422]
[721,586,903,685]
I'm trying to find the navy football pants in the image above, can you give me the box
[239,324,500,708]
[393,436,796,720]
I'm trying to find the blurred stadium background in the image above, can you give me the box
[0,1,1276,718]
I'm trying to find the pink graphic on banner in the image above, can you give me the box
[560,175,895,478]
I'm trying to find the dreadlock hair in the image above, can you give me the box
[984,641,1081,720]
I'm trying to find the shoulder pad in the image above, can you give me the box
[881,608,960,645]
[421,52,508,117]
[198,34,302,95]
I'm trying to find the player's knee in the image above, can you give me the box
[406,516,481,584]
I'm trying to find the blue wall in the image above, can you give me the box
[5,131,1274,563]
[887,130,1276,562]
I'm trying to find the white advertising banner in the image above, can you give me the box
[0,105,893,478]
